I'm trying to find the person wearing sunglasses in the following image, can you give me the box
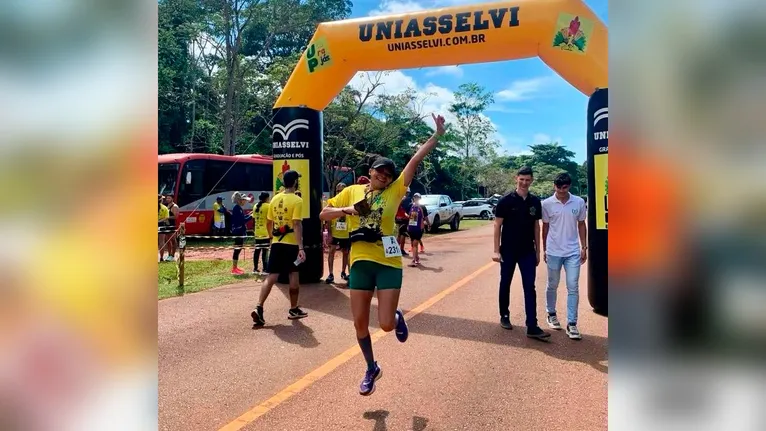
[320,113,446,396]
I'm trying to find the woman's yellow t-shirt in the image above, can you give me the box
[327,174,407,269]
[253,203,270,240]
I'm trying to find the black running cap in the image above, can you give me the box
[283,170,301,186]
[371,157,396,175]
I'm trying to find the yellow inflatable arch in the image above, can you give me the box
[270,0,608,289]
[276,0,607,109]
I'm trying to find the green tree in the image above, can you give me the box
[242,0,352,61]
[578,161,588,196]
[447,83,498,199]
[529,142,579,190]
[158,0,205,153]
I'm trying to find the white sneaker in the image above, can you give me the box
[546,314,562,330]
[566,324,582,340]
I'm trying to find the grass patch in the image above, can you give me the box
[459,219,493,230]
[426,218,491,236]
[158,259,260,299]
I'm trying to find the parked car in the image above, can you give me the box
[419,194,463,231]
[487,194,502,206]
[460,199,495,220]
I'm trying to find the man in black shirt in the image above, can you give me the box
[492,167,551,340]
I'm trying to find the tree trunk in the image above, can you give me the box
[222,61,237,155]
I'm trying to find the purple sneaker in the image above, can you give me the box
[395,309,408,343]
[359,362,382,396]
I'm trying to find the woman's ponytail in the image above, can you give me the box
[255,192,269,213]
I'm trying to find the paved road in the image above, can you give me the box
[159,224,608,431]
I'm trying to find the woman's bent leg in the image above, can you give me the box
[375,264,407,342]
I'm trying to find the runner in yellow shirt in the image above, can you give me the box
[325,183,350,284]
[320,113,446,396]
[251,170,307,325]
[252,192,271,275]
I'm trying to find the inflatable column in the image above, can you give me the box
[586,88,608,315]
[271,107,324,283]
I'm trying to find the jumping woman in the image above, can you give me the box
[320,113,446,396]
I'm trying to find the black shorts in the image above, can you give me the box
[234,237,245,248]
[331,237,350,250]
[397,222,409,237]
[408,230,424,241]
[267,243,300,274]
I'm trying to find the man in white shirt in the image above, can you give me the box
[542,173,588,339]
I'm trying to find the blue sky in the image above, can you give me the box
[346,0,608,162]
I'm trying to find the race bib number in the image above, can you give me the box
[382,236,402,258]
[408,218,418,227]
[335,221,347,231]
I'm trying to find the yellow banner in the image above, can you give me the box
[276,0,608,110]
[594,153,608,230]
[273,159,310,219]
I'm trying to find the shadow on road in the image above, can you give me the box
[413,416,429,430]
[409,312,608,374]
[416,264,443,273]
[362,410,430,431]
[266,319,320,349]
[363,410,388,431]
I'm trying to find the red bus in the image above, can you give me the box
[159,153,356,235]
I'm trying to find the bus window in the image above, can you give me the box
[246,164,271,192]
[205,160,234,195]
[226,163,248,192]
[179,160,206,207]
[159,163,179,196]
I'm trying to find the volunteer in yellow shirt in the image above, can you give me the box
[320,113,446,396]
[158,195,170,261]
[158,200,170,222]
[212,196,227,234]
[251,170,307,325]
[325,183,350,284]
[252,192,271,274]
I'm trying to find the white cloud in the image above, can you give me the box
[347,71,509,146]
[425,65,463,78]
[496,76,555,102]
[347,70,457,124]
[491,131,507,149]
[512,149,533,156]
[532,133,563,146]
[368,0,426,16]
[498,133,564,157]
